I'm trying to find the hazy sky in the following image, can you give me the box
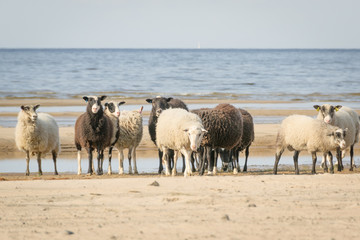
[0,0,359,48]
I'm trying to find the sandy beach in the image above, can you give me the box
[1,98,360,239]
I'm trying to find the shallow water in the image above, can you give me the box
[1,155,357,175]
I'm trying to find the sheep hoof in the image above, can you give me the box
[134,171,139,175]
[108,171,112,175]
[119,170,124,175]
[233,168,238,174]
[207,171,214,176]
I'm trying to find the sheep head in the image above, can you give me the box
[20,104,40,123]
[184,126,207,151]
[146,96,173,117]
[105,101,125,117]
[83,95,107,114]
[314,104,342,124]
[327,128,347,150]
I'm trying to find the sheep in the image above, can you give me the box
[15,104,60,176]
[75,95,113,175]
[106,105,143,174]
[104,100,126,174]
[219,108,254,173]
[156,108,207,177]
[313,104,359,171]
[146,96,189,174]
[274,115,347,175]
[192,104,243,175]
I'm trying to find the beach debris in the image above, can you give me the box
[149,181,160,187]
[248,203,257,208]
[222,214,230,221]
[65,230,74,235]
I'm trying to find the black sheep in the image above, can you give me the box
[146,96,188,174]
[192,104,243,175]
[220,108,254,173]
[75,95,113,175]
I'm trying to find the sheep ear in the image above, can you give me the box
[335,105,342,112]
[139,106,143,113]
[34,104,40,111]
[119,101,126,106]
[327,132,335,137]
[100,95,107,101]
[83,96,89,102]
[104,103,108,108]
[146,99,152,103]
[183,128,189,132]
[21,105,25,111]
[201,128,208,133]
[313,105,320,111]
[166,97,173,102]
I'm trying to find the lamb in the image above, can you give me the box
[313,104,359,171]
[15,104,60,176]
[192,104,243,175]
[156,108,206,177]
[106,104,143,174]
[75,95,113,175]
[220,108,254,173]
[104,100,125,174]
[274,115,347,175]
[146,96,189,174]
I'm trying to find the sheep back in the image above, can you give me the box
[156,108,203,151]
[115,109,143,149]
[15,112,60,155]
[194,104,243,149]
[277,115,340,153]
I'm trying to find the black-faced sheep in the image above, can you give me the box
[313,104,359,171]
[75,95,113,175]
[105,103,143,174]
[274,115,347,175]
[156,108,206,177]
[146,96,188,174]
[192,104,243,175]
[15,105,60,176]
[104,100,125,174]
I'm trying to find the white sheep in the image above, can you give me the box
[105,103,143,174]
[15,105,60,176]
[313,104,359,171]
[274,115,347,175]
[156,108,207,177]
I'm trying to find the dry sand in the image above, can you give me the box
[1,98,360,239]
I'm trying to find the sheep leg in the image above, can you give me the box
[349,145,354,171]
[172,151,179,176]
[207,147,214,175]
[96,149,103,175]
[52,150,58,175]
[37,152,43,176]
[234,149,240,174]
[162,148,171,176]
[311,152,317,174]
[293,151,300,175]
[198,148,206,175]
[158,150,163,174]
[128,147,133,174]
[87,147,94,175]
[213,150,218,174]
[108,146,113,175]
[118,149,124,174]
[182,154,186,173]
[328,152,334,174]
[190,153,196,172]
[180,149,192,177]
[77,150,82,175]
[273,148,284,175]
[25,150,30,176]
[336,148,342,172]
[132,147,138,174]
[243,146,250,172]
[322,153,328,173]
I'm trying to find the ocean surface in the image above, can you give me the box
[0,49,360,102]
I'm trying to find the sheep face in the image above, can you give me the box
[83,95,107,114]
[105,101,125,117]
[314,104,342,124]
[20,104,40,122]
[146,96,173,117]
[330,128,347,150]
[184,127,207,151]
